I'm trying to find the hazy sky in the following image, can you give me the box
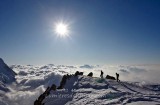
[0,0,160,65]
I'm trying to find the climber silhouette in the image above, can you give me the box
[100,70,103,78]
[116,73,120,82]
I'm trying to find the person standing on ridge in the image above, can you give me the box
[116,73,120,82]
[100,70,104,78]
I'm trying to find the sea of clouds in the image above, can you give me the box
[0,64,160,105]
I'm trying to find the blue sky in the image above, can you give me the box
[0,0,160,65]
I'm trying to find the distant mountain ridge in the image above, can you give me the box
[0,58,16,83]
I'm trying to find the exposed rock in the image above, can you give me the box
[87,72,93,77]
[106,75,116,80]
[0,58,16,83]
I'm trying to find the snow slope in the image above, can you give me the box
[0,58,17,104]
[0,58,16,84]
[44,76,160,105]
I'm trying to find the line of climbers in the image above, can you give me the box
[34,71,120,105]
[100,70,120,82]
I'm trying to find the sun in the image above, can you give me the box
[55,22,69,37]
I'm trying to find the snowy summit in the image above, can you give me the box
[40,75,160,105]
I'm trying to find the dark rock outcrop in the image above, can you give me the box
[75,71,83,76]
[106,75,116,80]
[87,72,93,77]
[34,84,56,105]
[34,73,74,105]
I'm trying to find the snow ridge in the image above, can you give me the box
[43,75,160,105]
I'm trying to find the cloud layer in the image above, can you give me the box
[0,64,160,105]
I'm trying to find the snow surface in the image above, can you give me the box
[0,58,160,105]
[43,76,160,105]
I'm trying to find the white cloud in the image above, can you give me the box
[4,86,45,105]
[1,64,160,105]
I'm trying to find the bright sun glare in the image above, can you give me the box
[55,23,69,37]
